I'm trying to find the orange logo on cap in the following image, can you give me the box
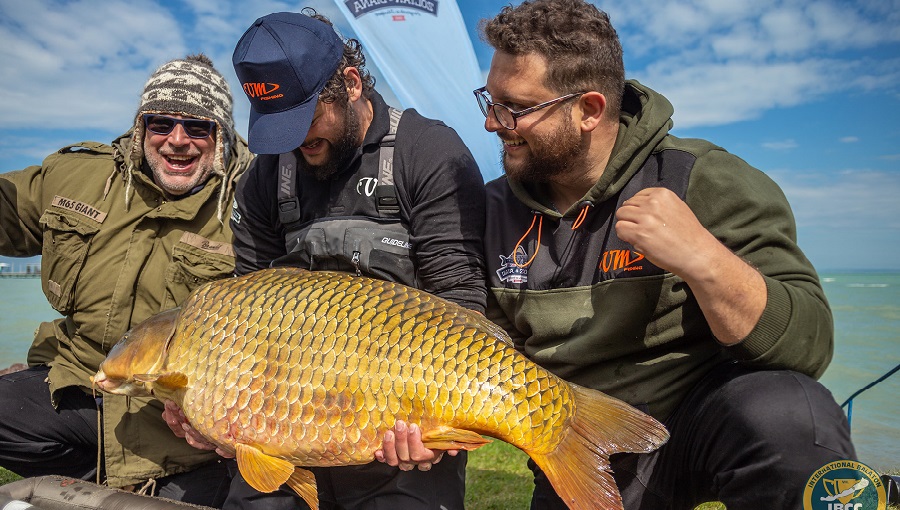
[242,82,281,100]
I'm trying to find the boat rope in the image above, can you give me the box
[840,362,899,429]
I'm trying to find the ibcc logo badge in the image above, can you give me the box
[803,460,886,510]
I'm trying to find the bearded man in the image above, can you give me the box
[475,0,856,509]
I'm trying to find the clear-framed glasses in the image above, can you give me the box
[473,86,585,130]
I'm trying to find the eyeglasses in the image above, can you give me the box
[143,114,216,139]
[473,87,585,130]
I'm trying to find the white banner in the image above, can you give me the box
[333,0,501,181]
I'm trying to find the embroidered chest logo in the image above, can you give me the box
[599,249,645,273]
[497,246,529,284]
[51,195,107,223]
[357,177,378,197]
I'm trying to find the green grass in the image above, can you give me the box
[0,467,21,486]
[465,440,532,509]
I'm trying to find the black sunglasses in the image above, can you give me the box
[143,114,216,139]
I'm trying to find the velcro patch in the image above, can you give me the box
[51,195,107,223]
[179,232,234,257]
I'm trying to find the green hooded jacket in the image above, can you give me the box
[0,129,252,486]
[484,81,832,421]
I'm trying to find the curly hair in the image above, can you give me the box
[302,8,376,104]
[479,0,624,120]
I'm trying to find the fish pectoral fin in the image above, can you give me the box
[286,467,319,510]
[154,372,188,389]
[420,426,491,451]
[235,443,295,493]
[131,372,187,389]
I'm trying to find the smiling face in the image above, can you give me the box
[143,115,217,195]
[297,97,363,181]
[484,51,589,184]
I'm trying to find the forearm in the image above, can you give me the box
[678,236,767,345]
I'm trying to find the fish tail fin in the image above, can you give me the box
[528,384,669,510]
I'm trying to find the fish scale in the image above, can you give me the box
[94,267,669,510]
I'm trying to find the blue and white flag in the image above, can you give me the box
[333,0,502,180]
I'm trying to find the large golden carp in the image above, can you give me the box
[93,267,667,510]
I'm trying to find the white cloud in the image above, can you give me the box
[762,139,799,150]
[0,0,186,130]
[636,59,839,127]
[770,168,900,229]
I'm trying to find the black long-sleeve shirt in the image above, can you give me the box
[230,92,488,312]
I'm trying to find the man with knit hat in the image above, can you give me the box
[0,53,252,506]
[167,9,486,510]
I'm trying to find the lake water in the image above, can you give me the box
[0,273,897,470]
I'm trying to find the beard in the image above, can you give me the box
[502,119,587,184]
[299,100,362,181]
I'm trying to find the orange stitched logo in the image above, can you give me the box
[242,82,281,99]
[600,250,645,272]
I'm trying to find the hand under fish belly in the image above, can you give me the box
[93,267,668,510]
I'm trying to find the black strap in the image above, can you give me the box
[277,153,301,224]
[375,107,403,215]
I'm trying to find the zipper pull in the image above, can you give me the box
[351,251,361,277]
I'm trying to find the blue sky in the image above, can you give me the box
[1,0,899,271]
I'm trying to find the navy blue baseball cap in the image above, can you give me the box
[233,12,343,155]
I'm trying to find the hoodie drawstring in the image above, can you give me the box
[571,202,593,230]
[513,212,543,268]
[513,203,591,269]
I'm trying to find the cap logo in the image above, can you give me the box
[242,82,283,101]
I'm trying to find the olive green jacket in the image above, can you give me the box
[0,130,252,486]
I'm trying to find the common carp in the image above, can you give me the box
[93,267,668,510]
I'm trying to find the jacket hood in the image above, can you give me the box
[507,80,675,215]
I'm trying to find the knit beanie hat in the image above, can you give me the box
[125,54,237,220]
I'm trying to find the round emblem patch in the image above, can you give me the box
[803,460,887,510]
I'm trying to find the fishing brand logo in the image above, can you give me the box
[497,246,529,284]
[242,82,283,101]
[599,249,645,273]
[803,460,886,510]
[357,177,378,197]
[345,0,439,18]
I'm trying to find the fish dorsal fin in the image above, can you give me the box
[235,443,295,493]
[420,426,492,451]
[287,467,319,510]
[132,372,188,389]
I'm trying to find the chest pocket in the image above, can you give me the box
[276,217,417,287]
[163,238,235,310]
[39,210,101,314]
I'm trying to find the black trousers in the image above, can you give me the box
[529,362,857,510]
[222,451,467,510]
[0,365,231,507]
